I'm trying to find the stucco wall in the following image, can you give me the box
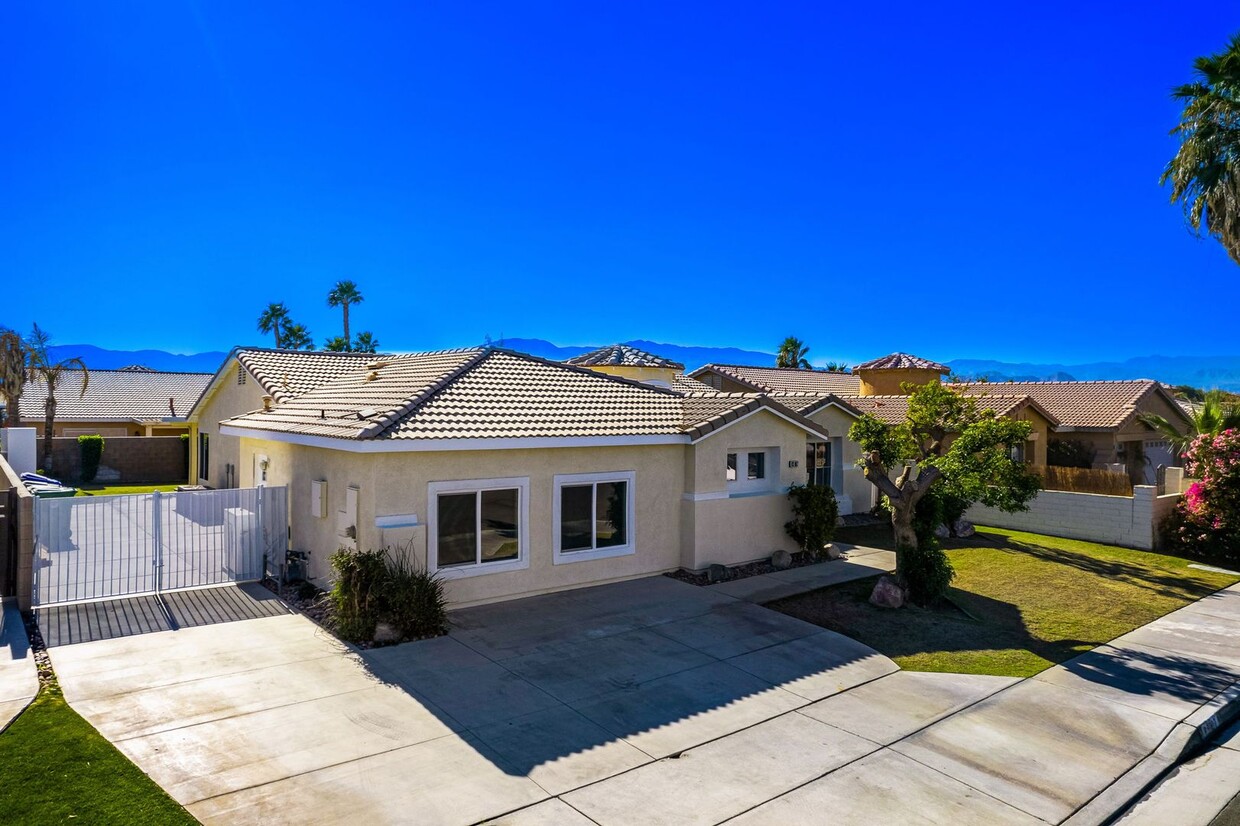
[804,404,871,513]
[856,367,941,396]
[193,360,265,487]
[966,485,1177,550]
[243,437,686,608]
[582,365,680,386]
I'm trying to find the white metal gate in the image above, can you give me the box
[32,486,288,608]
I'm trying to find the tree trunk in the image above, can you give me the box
[42,396,56,473]
[890,500,918,584]
[2,392,17,428]
[343,304,351,348]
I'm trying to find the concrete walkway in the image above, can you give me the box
[708,544,896,603]
[0,599,39,729]
[44,568,1240,826]
[1117,719,1240,825]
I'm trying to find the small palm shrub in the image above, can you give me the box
[784,483,839,559]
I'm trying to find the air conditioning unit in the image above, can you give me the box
[224,507,258,579]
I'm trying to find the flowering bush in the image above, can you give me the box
[1162,429,1240,561]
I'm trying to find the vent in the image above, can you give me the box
[236,365,247,385]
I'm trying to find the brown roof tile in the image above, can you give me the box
[951,380,1185,430]
[690,364,862,394]
[854,353,950,372]
[564,344,684,370]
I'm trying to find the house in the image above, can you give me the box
[189,346,844,607]
[10,368,213,438]
[952,379,1193,484]
[563,343,716,392]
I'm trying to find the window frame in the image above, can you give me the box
[198,433,210,482]
[725,448,778,495]
[427,477,530,579]
[552,470,637,564]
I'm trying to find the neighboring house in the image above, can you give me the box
[191,346,838,607]
[952,379,1193,484]
[564,343,715,392]
[11,369,212,437]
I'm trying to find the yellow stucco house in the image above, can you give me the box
[188,346,850,608]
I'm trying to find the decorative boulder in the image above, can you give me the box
[824,543,842,560]
[869,576,906,609]
[770,550,793,570]
[373,622,401,644]
[706,563,730,583]
[952,519,976,538]
[934,523,951,539]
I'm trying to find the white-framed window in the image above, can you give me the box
[726,448,778,494]
[428,477,529,578]
[553,470,636,564]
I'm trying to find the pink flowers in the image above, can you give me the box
[1167,428,1240,562]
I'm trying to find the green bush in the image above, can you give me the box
[904,489,956,605]
[784,483,839,559]
[328,543,448,643]
[77,435,104,483]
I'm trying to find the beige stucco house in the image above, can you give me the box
[189,346,852,608]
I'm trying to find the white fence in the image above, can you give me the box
[33,486,288,607]
[966,485,1181,551]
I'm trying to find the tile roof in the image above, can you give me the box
[669,374,717,393]
[233,348,378,402]
[16,369,213,422]
[222,348,829,444]
[854,353,950,372]
[950,380,1187,430]
[689,364,862,394]
[834,393,1057,426]
[564,344,684,370]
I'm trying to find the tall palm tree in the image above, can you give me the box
[257,302,290,348]
[1138,389,1240,457]
[26,324,88,473]
[281,323,315,351]
[1162,33,1240,264]
[0,328,28,428]
[323,335,350,352]
[327,280,364,347]
[776,336,812,369]
[824,361,850,373]
[353,331,379,354]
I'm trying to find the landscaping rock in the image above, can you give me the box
[373,622,401,644]
[770,550,793,570]
[869,576,906,609]
[706,563,730,583]
[952,519,976,538]
[934,523,951,539]
[824,543,842,560]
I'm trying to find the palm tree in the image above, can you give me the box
[257,302,290,348]
[323,336,350,352]
[281,323,315,351]
[824,362,850,373]
[353,331,379,354]
[1138,389,1240,457]
[776,336,812,369]
[327,280,364,347]
[26,324,88,473]
[0,328,28,428]
[1162,33,1240,265]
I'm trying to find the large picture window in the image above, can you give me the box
[554,471,636,563]
[428,478,529,577]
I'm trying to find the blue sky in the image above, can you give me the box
[3,2,1238,365]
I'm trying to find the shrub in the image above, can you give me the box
[1047,439,1096,469]
[328,543,448,643]
[77,435,104,483]
[902,488,956,605]
[1162,429,1240,562]
[784,483,839,559]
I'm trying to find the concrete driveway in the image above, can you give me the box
[48,572,902,825]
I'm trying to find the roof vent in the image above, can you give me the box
[366,371,379,382]
[262,395,274,412]
[357,408,377,419]
[365,360,390,370]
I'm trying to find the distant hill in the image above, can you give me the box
[37,342,1240,391]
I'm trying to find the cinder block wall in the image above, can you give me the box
[0,453,34,606]
[43,436,189,484]
[967,486,1175,550]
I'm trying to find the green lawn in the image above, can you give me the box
[771,526,1240,677]
[75,484,181,497]
[0,688,196,825]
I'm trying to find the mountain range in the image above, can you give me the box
[41,341,1240,391]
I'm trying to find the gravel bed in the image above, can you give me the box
[665,551,824,587]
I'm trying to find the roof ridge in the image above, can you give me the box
[356,349,491,439]
[491,347,684,396]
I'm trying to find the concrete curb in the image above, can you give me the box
[1064,678,1240,826]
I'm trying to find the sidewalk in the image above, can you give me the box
[506,582,1240,825]
[1116,719,1240,824]
[0,599,38,730]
